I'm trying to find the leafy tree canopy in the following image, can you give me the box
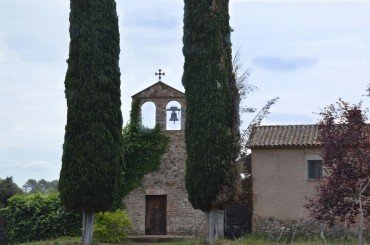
[305,99,369,225]
[23,179,59,194]
[0,177,22,208]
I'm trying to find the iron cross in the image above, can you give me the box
[155,69,165,82]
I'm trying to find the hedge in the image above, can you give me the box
[0,193,81,243]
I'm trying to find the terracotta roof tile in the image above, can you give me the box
[246,124,321,149]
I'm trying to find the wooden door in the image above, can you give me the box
[145,195,167,235]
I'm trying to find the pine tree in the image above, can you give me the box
[182,0,235,242]
[59,1,123,244]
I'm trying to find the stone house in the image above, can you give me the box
[247,125,323,221]
[122,81,206,235]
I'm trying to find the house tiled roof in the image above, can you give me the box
[247,124,321,149]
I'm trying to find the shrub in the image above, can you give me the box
[0,193,80,243]
[94,209,132,243]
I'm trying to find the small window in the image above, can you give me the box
[308,160,323,179]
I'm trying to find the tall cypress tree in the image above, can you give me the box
[59,1,123,244]
[183,0,234,213]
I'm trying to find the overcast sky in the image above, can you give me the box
[0,0,369,186]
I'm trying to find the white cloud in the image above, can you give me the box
[10,160,58,171]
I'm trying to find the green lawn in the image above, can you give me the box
[19,237,80,245]
[19,235,369,245]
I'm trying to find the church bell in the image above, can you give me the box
[167,106,181,124]
[169,112,179,123]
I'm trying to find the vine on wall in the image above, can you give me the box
[114,99,170,207]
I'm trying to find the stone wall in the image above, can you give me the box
[132,82,186,131]
[123,82,206,235]
[253,216,369,240]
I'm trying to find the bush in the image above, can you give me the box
[94,209,132,243]
[0,193,81,243]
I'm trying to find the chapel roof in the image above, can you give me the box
[131,81,185,99]
[246,124,321,149]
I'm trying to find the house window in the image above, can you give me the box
[307,160,323,179]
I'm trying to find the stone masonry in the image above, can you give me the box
[122,81,206,235]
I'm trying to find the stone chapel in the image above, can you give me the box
[122,79,206,235]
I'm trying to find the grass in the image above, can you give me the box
[216,234,368,245]
[19,237,80,245]
[130,234,369,245]
[18,234,369,245]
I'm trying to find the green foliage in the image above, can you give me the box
[0,193,81,244]
[94,209,132,243]
[0,176,22,208]
[59,0,123,212]
[23,179,59,194]
[114,99,169,207]
[182,0,235,211]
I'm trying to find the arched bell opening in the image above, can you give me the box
[166,101,181,131]
[141,101,156,129]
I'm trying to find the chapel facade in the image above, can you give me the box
[122,81,206,235]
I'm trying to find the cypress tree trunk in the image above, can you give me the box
[59,1,123,243]
[82,210,94,245]
[182,0,234,242]
[206,209,224,244]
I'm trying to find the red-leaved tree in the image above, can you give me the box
[305,99,369,243]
